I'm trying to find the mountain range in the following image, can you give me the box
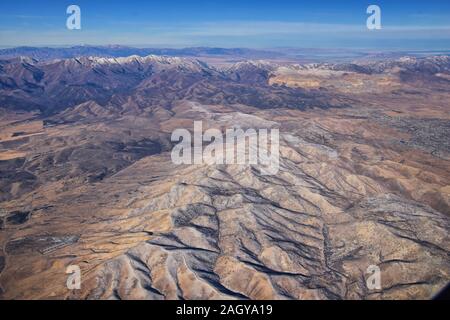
[2,46,449,63]
[0,49,449,300]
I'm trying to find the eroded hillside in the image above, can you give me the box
[0,56,449,299]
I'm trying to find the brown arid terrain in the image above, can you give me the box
[0,54,449,300]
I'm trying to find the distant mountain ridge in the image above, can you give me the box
[0,54,356,115]
[0,46,282,61]
[1,46,449,63]
[0,54,449,116]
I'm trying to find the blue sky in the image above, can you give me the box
[1,0,450,49]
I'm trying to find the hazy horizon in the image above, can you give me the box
[1,1,450,50]
[1,45,450,53]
